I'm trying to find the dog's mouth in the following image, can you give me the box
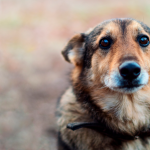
[118,83,144,89]
[105,70,149,93]
[112,81,145,93]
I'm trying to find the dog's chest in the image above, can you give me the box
[57,88,150,150]
[94,90,150,132]
[122,139,150,150]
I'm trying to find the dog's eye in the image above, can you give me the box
[99,38,111,49]
[139,36,149,47]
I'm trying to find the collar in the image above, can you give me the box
[67,122,150,141]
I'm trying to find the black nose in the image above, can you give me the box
[119,62,141,80]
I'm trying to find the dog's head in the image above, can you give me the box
[62,18,150,94]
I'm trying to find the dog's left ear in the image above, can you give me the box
[62,33,86,66]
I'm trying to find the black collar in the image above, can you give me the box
[67,122,150,141]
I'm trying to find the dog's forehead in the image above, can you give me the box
[88,18,150,38]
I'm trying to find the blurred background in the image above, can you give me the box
[0,0,150,149]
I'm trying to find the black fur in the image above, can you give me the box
[58,132,72,150]
[62,43,73,63]
[114,19,132,36]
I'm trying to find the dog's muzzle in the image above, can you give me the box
[104,61,149,93]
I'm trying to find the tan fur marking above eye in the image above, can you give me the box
[128,21,149,39]
[95,22,119,47]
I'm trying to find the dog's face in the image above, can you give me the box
[62,18,150,94]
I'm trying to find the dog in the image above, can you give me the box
[56,18,150,150]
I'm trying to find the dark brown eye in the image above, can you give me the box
[99,38,111,49]
[139,36,149,47]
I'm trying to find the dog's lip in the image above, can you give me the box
[114,84,144,89]
[118,84,143,88]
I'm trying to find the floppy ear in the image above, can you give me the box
[62,33,86,66]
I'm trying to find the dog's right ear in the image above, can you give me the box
[62,33,86,66]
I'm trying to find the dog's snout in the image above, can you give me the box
[119,62,141,80]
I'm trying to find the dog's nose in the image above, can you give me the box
[119,62,141,80]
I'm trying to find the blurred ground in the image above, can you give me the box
[0,0,150,150]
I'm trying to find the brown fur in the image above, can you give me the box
[57,18,150,150]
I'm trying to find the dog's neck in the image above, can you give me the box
[74,83,150,135]
[96,90,150,120]
[67,122,150,141]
